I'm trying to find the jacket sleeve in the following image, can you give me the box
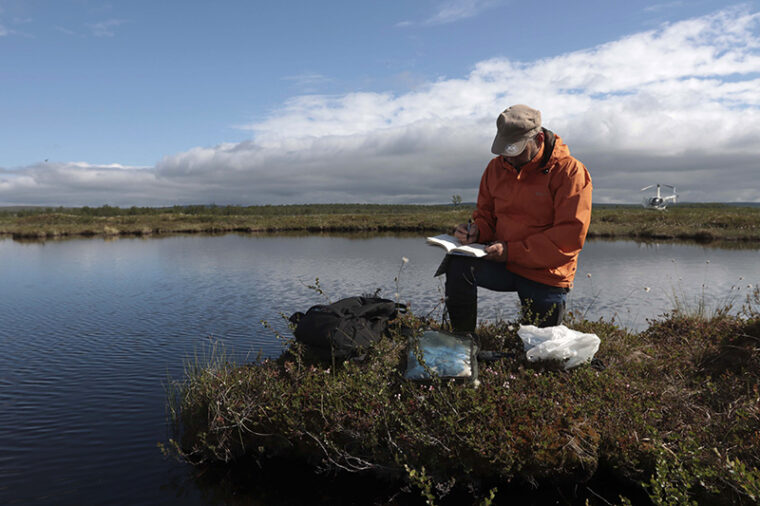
[507,161,593,269]
[472,164,497,243]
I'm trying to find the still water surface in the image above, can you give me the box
[1,234,758,504]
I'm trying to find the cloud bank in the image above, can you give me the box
[2,7,759,206]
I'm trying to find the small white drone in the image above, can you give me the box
[640,184,677,210]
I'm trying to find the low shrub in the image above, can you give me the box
[166,311,760,504]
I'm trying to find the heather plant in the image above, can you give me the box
[166,305,760,504]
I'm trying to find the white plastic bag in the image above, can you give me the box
[517,324,600,369]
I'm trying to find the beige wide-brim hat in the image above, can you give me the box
[491,104,542,155]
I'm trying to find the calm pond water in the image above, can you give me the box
[1,233,759,505]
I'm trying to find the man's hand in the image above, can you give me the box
[453,222,479,245]
[484,241,507,262]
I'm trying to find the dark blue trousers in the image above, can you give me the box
[444,255,569,329]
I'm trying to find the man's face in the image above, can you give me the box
[503,139,538,168]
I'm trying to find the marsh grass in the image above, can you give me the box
[588,204,760,242]
[166,302,760,504]
[0,204,471,240]
[662,259,751,322]
[3,203,760,242]
[565,256,758,334]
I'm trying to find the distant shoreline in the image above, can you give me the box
[2,203,760,243]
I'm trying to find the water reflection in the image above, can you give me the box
[569,239,759,329]
[0,234,758,505]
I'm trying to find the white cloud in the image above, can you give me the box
[0,162,179,207]
[644,2,686,13]
[0,8,7,36]
[0,3,6,35]
[88,18,127,37]
[397,0,501,27]
[2,7,760,206]
[55,26,77,36]
[281,72,333,93]
[424,0,501,25]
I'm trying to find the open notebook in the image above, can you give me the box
[426,234,487,257]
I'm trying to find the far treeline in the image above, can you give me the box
[1,203,760,243]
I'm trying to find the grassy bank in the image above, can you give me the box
[0,204,463,240]
[587,204,760,243]
[2,203,760,243]
[165,301,760,504]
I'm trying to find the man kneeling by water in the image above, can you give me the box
[443,105,592,330]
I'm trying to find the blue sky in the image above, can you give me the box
[1,0,759,205]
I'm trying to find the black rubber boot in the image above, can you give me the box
[446,302,478,333]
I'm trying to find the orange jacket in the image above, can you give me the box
[473,131,592,288]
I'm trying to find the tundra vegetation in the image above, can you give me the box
[2,203,760,243]
[164,291,760,505]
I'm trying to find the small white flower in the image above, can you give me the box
[706,260,710,264]
[586,273,592,278]
[401,256,409,264]
[748,284,753,289]
[644,287,651,292]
